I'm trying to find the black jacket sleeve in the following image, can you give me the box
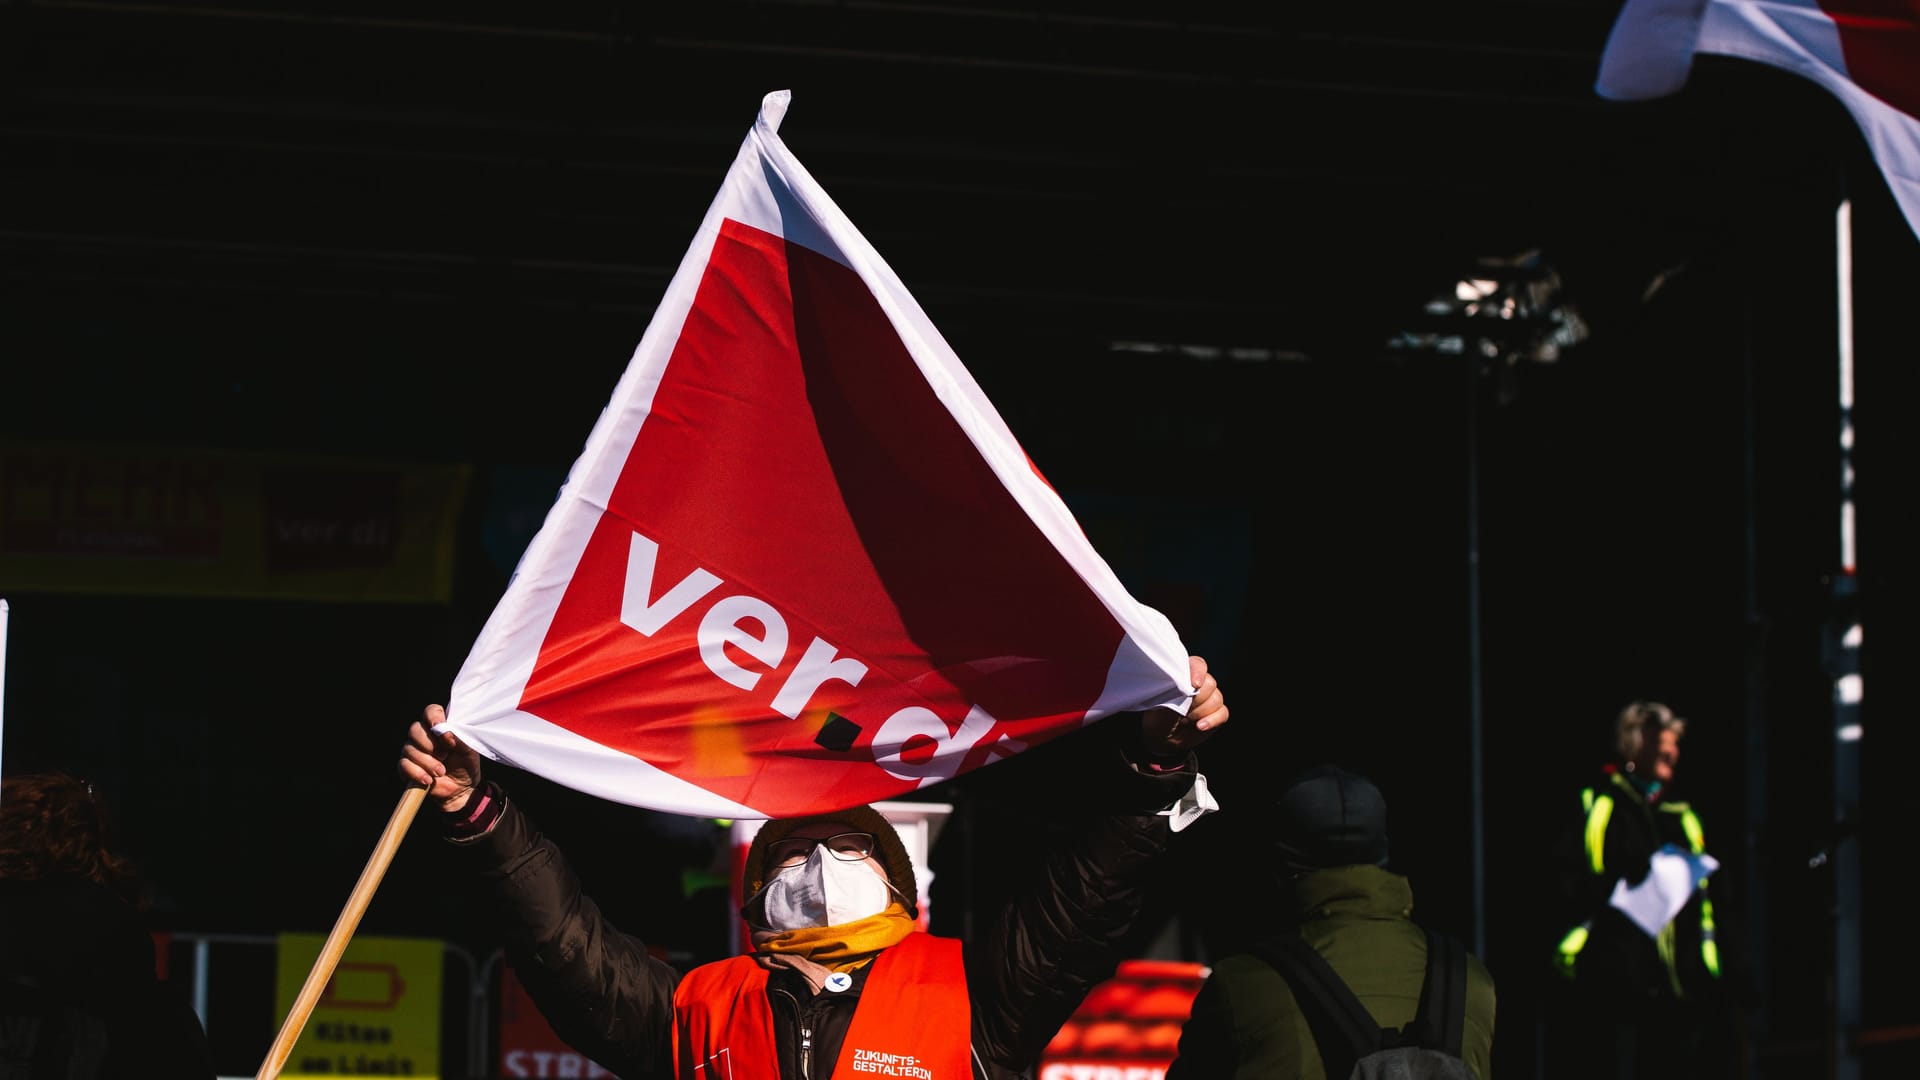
[963,719,1200,1072]
[443,788,680,1078]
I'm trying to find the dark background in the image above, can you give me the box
[3,1,1917,1077]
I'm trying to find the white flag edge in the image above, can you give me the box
[744,98,1196,719]
[1599,0,1920,241]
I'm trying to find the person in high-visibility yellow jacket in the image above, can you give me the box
[1549,701,1722,1080]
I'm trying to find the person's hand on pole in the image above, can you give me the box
[1141,654,1227,756]
[399,704,483,813]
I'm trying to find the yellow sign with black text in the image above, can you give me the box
[0,443,469,602]
[274,933,443,1078]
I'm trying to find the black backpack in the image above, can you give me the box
[1251,929,1475,1080]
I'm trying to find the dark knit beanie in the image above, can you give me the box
[1271,764,1390,872]
[741,805,920,918]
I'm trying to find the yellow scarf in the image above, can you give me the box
[751,902,916,976]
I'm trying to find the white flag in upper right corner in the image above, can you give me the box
[1596,0,1920,241]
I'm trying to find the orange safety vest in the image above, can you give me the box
[672,931,973,1080]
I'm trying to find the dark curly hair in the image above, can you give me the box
[0,772,148,908]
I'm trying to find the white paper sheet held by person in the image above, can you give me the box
[1609,843,1719,938]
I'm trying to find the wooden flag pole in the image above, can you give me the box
[256,783,428,1080]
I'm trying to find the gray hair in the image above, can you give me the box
[1615,700,1686,762]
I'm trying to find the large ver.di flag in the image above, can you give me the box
[444,91,1195,819]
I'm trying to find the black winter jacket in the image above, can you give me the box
[1551,768,1720,1006]
[0,876,215,1080]
[443,733,1199,1080]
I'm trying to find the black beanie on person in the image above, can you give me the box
[1270,764,1391,872]
[741,805,920,918]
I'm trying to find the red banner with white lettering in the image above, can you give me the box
[1038,960,1209,1080]
[1596,0,1920,241]
[443,91,1194,818]
[496,965,613,1079]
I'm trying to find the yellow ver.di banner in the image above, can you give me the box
[274,933,443,1078]
[0,442,469,603]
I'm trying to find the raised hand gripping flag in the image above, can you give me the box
[1596,0,1920,241]
[444,91,1195,820]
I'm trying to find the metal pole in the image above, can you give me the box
[193,936,213,1028]
[1739,286,1770,1079]
[1827,198,1863,1080]
[0,598,10,796]
[1465,351,1486,959]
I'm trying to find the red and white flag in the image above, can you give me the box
[1596,0,1920,240]
[443,91,1195,820]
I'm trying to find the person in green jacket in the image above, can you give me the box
[1166,764,1496,1080]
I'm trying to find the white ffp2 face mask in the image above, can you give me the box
[745,844,893,932]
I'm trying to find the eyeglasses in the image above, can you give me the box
[768,831,877,869]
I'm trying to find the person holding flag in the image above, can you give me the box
[373,88,1236,1080]
[399,654,1225,1080]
